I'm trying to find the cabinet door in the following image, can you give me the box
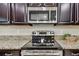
[75,3,79,23]
[58,3,71,24]
[12,3,27,23]
[0,50,20,56]
[71,3,75,23]
[0,3,10,24]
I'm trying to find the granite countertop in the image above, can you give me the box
[55,35,79,49]
[0,36,31,50]
[0,35,79,50]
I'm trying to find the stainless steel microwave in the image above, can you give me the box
[28,7,57,23]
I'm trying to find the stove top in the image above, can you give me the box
[21,40,62,50]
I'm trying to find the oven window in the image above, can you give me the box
[51,11,56,21]
[29,11,49,21]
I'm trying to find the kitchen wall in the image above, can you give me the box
[0,24,79,35]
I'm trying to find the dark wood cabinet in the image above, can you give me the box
[12,3,27,24]
[64,49,79,56]
[71,3,75,23]
[75,3,79,24]
[0,50,21,56]
[0,3,10,24]
[58,3,71,24]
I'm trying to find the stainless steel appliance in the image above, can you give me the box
[21,49,63,56]
[32,31,54,46]
[28,3,58,7]
[28,5,57,23]
[21,30,63,56]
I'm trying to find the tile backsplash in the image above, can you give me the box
[0,24,79,35]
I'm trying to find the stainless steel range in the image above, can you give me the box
[21,31,63,56]
[32,31,54,46]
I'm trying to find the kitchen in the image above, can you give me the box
[0,3,79,56]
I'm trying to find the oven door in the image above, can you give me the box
[28,11,49,23]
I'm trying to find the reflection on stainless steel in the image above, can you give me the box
[41,38,44,43]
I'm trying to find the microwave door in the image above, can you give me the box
[30,14,38,21]
[29,11,49,23]
[38,14,48,21]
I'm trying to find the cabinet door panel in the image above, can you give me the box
[71,3,75,23]
[75,3,79,23]
[0,3,10,24]
[12,3,26,23]
[59,3,71,23]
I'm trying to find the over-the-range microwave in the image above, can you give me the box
[28,7,57,23]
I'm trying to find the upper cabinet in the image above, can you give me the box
[58,3,71,24]
[0,3,78,25]
[11,3,27,24]
[0,3,10,24]
[58,3,76,24]
[75,3,79,24]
